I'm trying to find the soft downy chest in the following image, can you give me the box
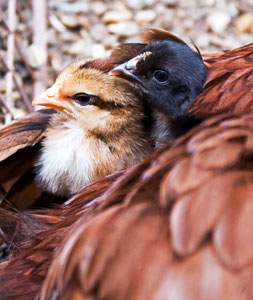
[35,120,95,196]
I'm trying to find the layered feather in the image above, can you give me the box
[190,44,253,118]
[0,29,253,300]
[1,113,253,299]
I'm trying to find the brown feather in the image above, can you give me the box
[0,110,54,209]
[191,44,253,118]
[1,35,253,300]
[80,58,116,72]
[42,113,253,300]
[110,43,146,65]
[141,28,188,46]
[0,109,53,162]
[1,112,253,299]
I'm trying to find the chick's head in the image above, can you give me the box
[33,59,145,137]
[110,30,207,119]
[32,59,153,197]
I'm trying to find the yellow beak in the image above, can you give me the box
[32,85,72,113]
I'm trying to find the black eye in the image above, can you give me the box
[152,70,169,84]
[73,93,91,106]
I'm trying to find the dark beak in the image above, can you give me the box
[109,60,142,84]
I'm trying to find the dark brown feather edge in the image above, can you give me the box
[141,28,188,45]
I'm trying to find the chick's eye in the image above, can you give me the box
[152,70,169,84]
[73,93,91,106]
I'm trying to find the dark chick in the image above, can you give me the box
[110,29,207,140]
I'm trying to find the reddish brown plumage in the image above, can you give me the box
[0,29,253,300]
[0,172,124,300]
[40,113,253,300]
[141,28,188,46]
[0,109,55,209]
[190,44,253,118]
[0,110,53,162]
[1,113,253,299]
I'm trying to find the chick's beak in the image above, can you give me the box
[32,85,72,113]
[109,58,142,84]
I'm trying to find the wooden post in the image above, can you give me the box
[32,0,48,101]
[5,0,16,124]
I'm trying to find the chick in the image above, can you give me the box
[32,59,152,197]
[110,29,207,140]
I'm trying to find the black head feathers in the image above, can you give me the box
[111,29,207,118]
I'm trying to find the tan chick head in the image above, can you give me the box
[33,59,152,197]
[33,59,143,133]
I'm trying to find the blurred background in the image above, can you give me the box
[0,0,252,126]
